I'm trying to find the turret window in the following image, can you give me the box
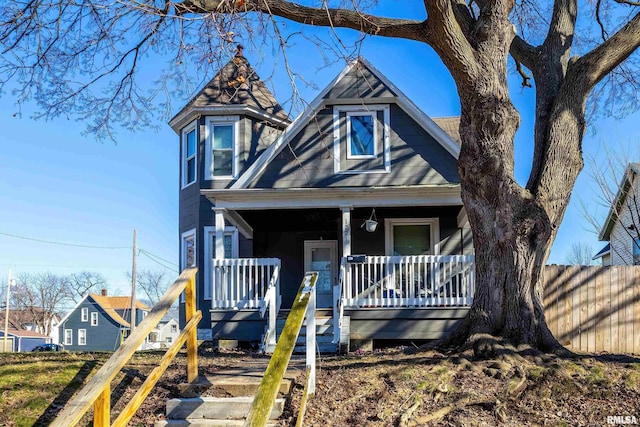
[181,121,198,188]
[206,116,239,179]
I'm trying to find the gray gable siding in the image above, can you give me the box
[324,64,396,100]
[249,104,459,189]
[58,298,124,352]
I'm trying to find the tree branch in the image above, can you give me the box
[571,10,640,91]
[175,0,427,41]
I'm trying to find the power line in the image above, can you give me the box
[0,230,131,249]
[138,249,178,268]
[138,249,179,272]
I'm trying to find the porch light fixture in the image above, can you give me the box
[362,208,378,232]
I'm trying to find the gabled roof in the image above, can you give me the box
[58,293,150,328]
[599,163,640,240]
[231,57,461,189]
[0,308,60,330]
[592,243,611,260]
[169,49,290,132]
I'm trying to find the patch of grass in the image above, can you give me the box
[0,358,95,426]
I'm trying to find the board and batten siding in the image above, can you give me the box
[543,264,640,354]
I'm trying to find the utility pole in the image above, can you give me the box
[3,268,12,352]
[131,229,137,332]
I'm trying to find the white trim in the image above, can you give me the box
[203,225,239,300]
[220,209,253,239]
[333,104,390,174]
[181,228,197,269]
[204,116,240,180]
[341,206,352,257]
[58,295,90,325]
[181,120,198,189]
[232,57,459,189]
[384,218,441,256]
[169,105,290,133]
[203,185,461,210]
[346,111,377,159]
[64,329,73,346]
[90,312,98,326]
[81,307,88,322]
[78,329,87,346]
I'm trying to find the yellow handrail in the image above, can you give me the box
[50,267,200,427]
[244,272,318,427]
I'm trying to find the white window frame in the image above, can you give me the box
[90,312,98,326]
[81,307,88,322]
[180,228,197,303]
[346,111,377,159]
[333,104,391,174]
[171,324,178,333]
[78,329,86,346]
[204,225,239,300]
[384,218,440,256]
[181,120,198,189]
[64,329,73,346]
[204,116,240,180]
[633,236,640,266]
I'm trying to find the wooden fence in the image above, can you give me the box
[543,265,640,355]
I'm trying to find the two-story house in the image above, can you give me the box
[58,290,150,351]
[170,51,474,352]
[594,163,640,266]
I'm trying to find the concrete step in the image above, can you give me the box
[179,368,297,398]
[165,397,285,421]
[155,420,276,427]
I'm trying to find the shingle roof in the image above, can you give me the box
[88,294,150,328]
[599,163,640,240]
[432,117,461,145]
[174,52,289,122]
[1,329,50,338]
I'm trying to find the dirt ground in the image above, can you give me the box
[16,345,640,426]
[109,345,640,427]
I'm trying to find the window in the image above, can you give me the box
[333,105,390,174]
[64,329,72,346]
[90,312,98,326]
[181,121,197,188]
[205,116,239,179]
[385,218,440,256]
[166,337,173,344]
[203,226,239,300]
[78,329,86,346]
[81,307,88,322]
[347,112,376,158]
[181,229,197,269]
[633,237,640,265]
[171,324,178,333]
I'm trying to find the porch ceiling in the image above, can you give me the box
[201,185,462,210]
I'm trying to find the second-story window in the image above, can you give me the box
[206,116,239,179]
[91,312,98,326]
[181,121,197,188]
[81,307,88,322]
[633,236,640,265]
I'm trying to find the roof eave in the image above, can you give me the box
[169,105,291,133]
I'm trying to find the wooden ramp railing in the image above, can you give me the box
[51,267,202,427]
[244,271,318,427]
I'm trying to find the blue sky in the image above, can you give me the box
[1,4,638,297]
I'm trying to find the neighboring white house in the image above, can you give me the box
[0,308,61,345]
[145,319,180,349]
[594,163,640,266]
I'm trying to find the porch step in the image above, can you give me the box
[164,397,285,420]
[264,316,349,354]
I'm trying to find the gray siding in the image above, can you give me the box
[250,104,459,189]
[324,64,396,100]
[58,298,124,352]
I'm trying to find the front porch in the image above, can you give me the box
[209,254,474,351]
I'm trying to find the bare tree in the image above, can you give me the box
[564,242,597,266]
[12,273,71,336]
[2,1,640,353]
[67,271,109,303]
[135,269,170,306]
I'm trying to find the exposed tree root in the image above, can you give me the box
[413,397,495,425]
[398,399,422,427]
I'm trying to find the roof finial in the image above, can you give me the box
[236,44,244,57]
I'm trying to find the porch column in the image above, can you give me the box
[341,206,352,257]
[214,208,226,301]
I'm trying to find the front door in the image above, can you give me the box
[304,240,338,308]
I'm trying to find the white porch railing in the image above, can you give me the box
[211,258,281,310]
[342,255,475,308]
